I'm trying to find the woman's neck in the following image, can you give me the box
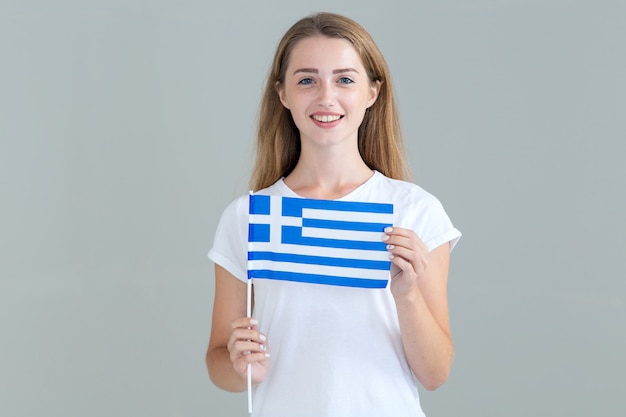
[284,151,373,200]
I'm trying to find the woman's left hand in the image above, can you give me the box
[382,226,429,297]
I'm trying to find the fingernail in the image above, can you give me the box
[386,244,394,250]
[384,226,393,233]
[259,333,267,342]
[381,234,389,241]
[249,318,259,325]
[389,253,395,259]
[260,344,266,351]
[264,353,271,358]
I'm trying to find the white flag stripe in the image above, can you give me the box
[249,242,391,262]
[301,227,385,242]
[269,197,283,245]
[249,214,302,227]
[302,208,393,224]
[248,260,389,280]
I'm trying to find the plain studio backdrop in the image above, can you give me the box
[1,0,624,416]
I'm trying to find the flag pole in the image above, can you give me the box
[247,276,252,413]
[247,191,253,414]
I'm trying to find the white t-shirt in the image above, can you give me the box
[209,171,461,417]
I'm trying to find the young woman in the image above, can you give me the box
[206,12,461,417]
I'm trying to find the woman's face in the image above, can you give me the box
[277,36,380,151]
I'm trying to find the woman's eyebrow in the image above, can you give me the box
[292,68,318,75]
[292,67,360,75]
[333,68,359,74]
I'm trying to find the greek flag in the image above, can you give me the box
[247,195,394,289]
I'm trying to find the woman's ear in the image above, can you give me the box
[367,80,382,108]
[275,81,290,109]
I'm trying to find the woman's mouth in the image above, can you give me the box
[311,114,343,123]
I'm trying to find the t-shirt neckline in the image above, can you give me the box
[276,170,381,201]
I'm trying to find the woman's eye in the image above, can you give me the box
[298,78,314,85]
[338,77,354,84]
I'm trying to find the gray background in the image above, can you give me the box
[1,0,624,416]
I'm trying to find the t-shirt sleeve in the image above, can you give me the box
[208,195,249,283]
[401,192,461,253]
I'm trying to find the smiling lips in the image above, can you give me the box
[311,114,343,123]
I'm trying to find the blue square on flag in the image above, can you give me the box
[247,195,394,288]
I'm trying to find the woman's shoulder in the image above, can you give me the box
[255,179,288,196]
[372,173,460,250]
[219,179,288,215]
[369,171,440,205]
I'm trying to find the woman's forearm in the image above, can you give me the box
[206,346,247,392]
[395,289,454,391]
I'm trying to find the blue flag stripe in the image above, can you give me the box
[248,251,391,270]
[248,223,270,242]
[248,269,388,288]
[302,218,391,233]
[249,195,271,215]
[282,196,393,217]
[282,226,388,251]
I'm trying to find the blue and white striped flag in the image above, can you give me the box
[247,195,394,289]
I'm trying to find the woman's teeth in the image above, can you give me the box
[312,114,341,122]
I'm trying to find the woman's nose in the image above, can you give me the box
[316,82,335,107]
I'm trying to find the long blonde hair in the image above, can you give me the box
[250,12,410,191]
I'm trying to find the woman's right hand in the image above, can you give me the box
[227,317,271,385]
